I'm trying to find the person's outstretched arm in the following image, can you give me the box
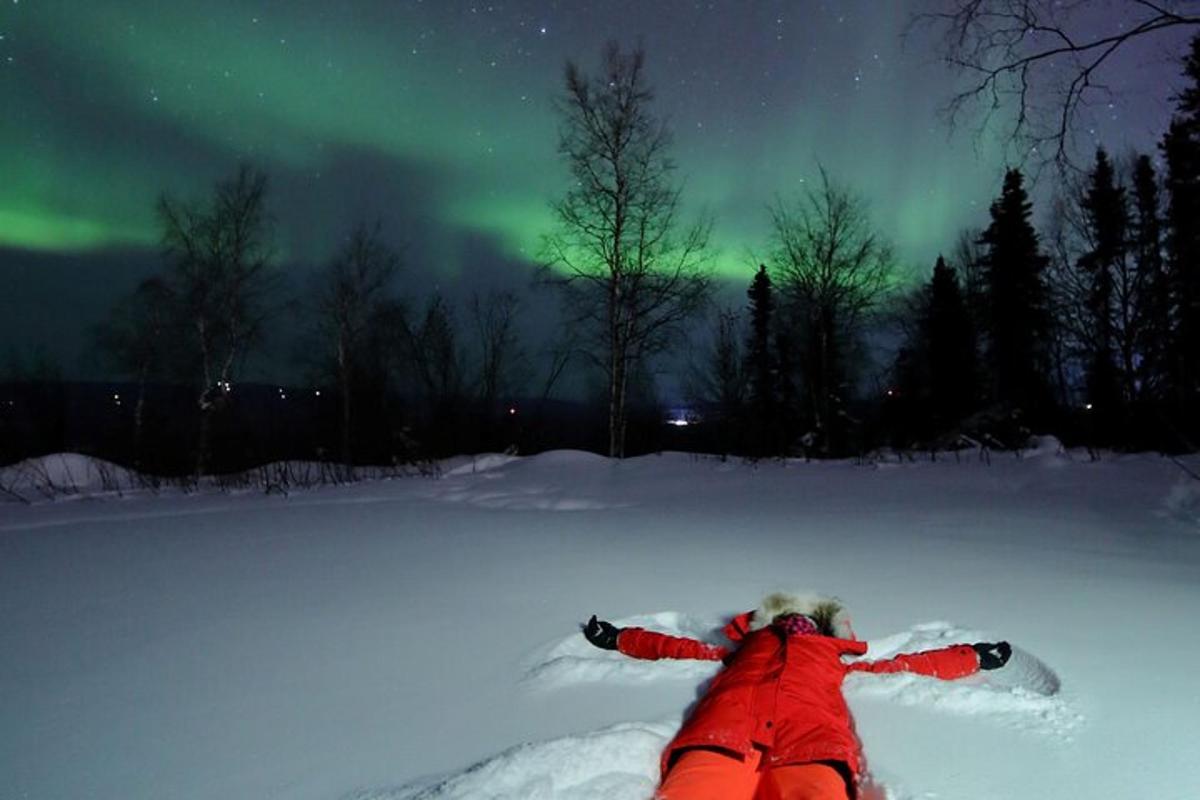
[583,615,728,661]
[848,641,1011,680]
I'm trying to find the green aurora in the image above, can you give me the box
[0,1,1172,285]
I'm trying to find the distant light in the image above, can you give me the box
[508,406,517,415]
[314,389,321,397]
[1085,403,1093,411]
[886,388,895,397]
[112,393,120,401]
[666,406,699,427]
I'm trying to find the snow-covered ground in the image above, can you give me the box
[2,444,1199,800]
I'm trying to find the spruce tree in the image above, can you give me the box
[1162,34,1200,433]
[1130,155,1167,404]
[888,343,923,447]
[978,168,1052,425]
[745,264,776,455]
[774,326,800,455]
[1077,148,1126,438]
[886,256,978,448]
[924,255,979,432]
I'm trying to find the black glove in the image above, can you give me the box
[972,641,1012,670]
[583,615,621,651]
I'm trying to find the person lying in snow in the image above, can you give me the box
[583,591,1011,800]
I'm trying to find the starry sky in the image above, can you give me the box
[0,0,1193,379]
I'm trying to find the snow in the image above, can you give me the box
[0,452,138,496]
[1164,475,1200,526]
[2,448,1200,800]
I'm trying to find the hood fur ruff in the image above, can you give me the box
[750,591,855,640]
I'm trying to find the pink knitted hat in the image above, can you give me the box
[778,613,819,637]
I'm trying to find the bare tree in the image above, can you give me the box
[92,276,175,469]
[158,164,277,475]
[314,221,402,468]
[408,294,465,426]
[543,43,712,458]
[686,308,746,456]
[770,169,893,453]
[470,289,525,409]
[1046,151,1154,412]
[912,0,1200,168]
[1043,192,1095,405]
[533,324,579,405]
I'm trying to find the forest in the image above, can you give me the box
[3,24,1199,478]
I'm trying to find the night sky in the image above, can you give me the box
[1,1,1192,379]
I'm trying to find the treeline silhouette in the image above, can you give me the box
[3,36,1199,476]
[692,35,1200,459]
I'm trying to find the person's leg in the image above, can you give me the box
[755,762,849,800]
[656,747,762,800]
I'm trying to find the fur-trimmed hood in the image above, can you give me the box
[748,591,856,640]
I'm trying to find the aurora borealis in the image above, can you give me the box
[1,1,1192,376]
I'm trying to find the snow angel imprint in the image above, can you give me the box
[583,591,1011,800]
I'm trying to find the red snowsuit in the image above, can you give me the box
[616,611,980,789]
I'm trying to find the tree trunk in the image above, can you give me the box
[818,314,832,448]
[338,337,352,470]
[609,338,624,459]
[133,365,147,471]
[196,328,212,477]
[616,353,629,459]
[608,270,624,458]
[195,402,212,477]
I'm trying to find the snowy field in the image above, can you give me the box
[3,444,1200,800]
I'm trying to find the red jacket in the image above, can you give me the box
[616,612,979,781]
